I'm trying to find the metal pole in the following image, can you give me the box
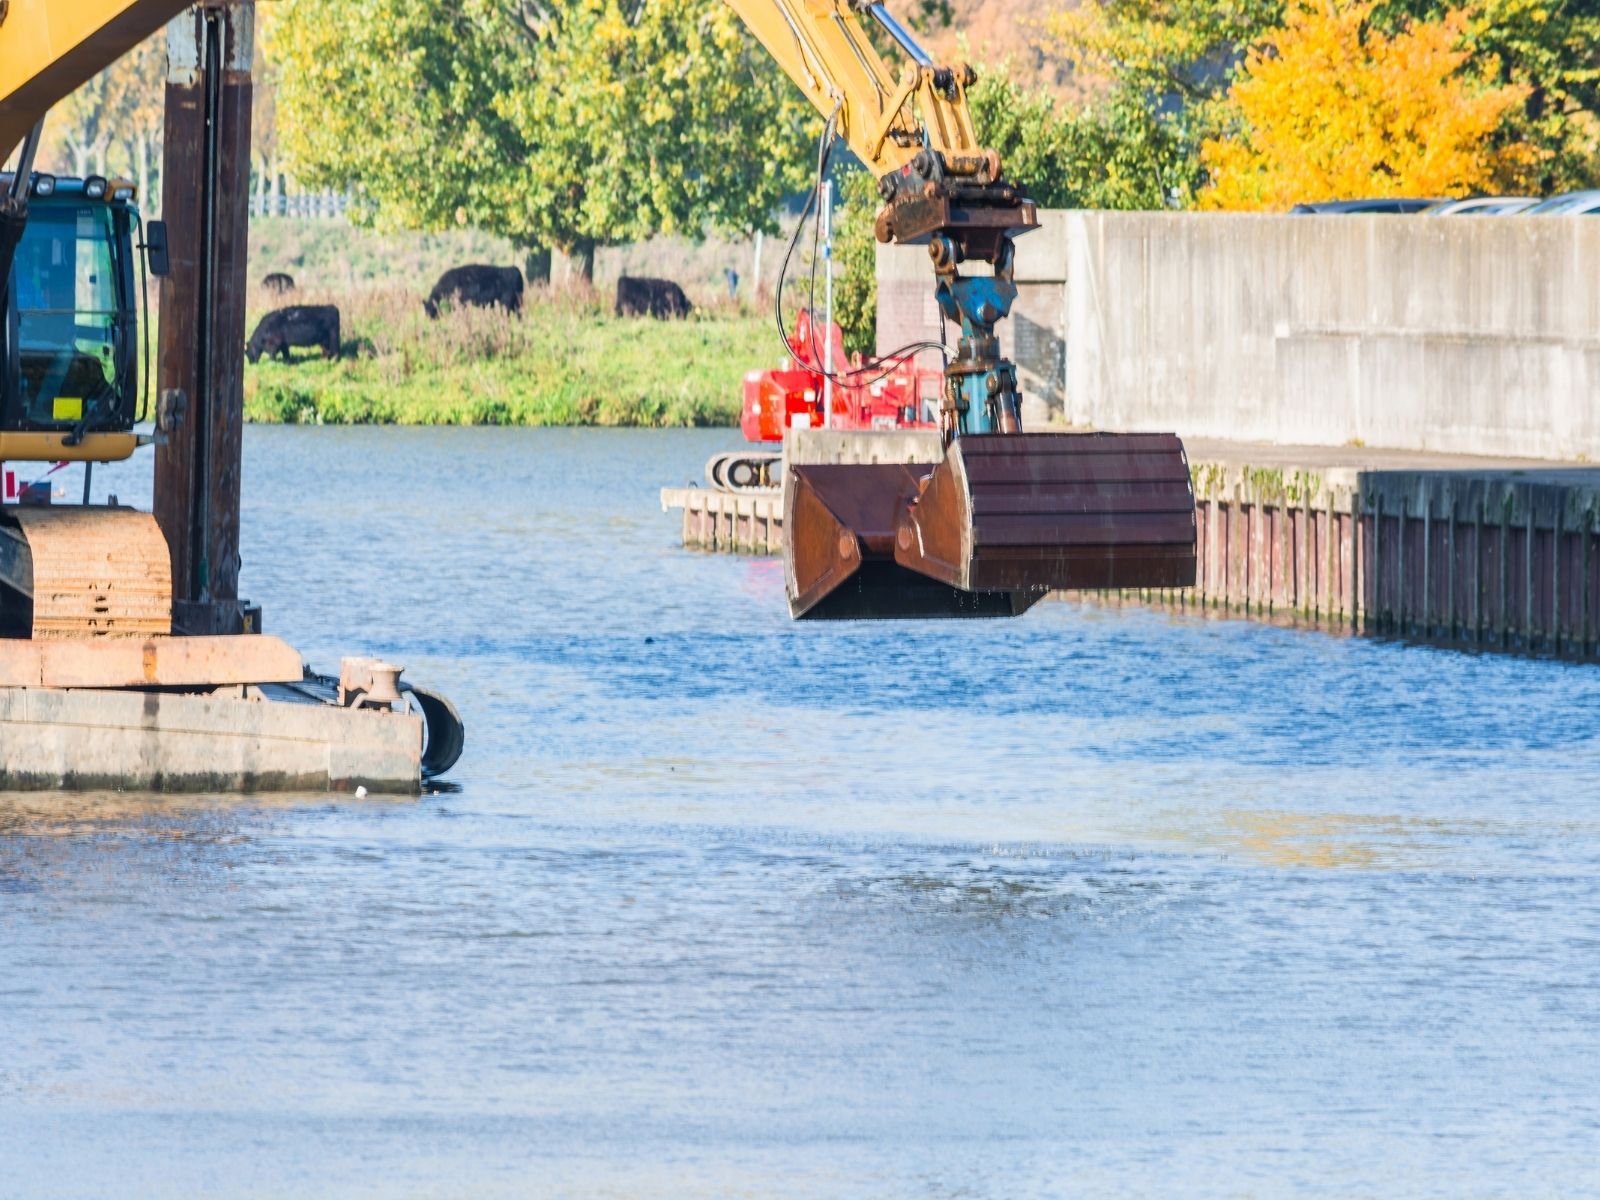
[751,230,763,298]
[822,179,833,427]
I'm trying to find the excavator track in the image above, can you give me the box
[0,507,172,638]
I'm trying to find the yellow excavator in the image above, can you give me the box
[0,0,191,638]
[0,0,1195,635]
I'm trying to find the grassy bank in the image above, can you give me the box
[243,286,773,427]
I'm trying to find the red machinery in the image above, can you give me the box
[708,311,940,492]
[741,310,939,442]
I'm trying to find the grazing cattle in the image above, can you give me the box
[615,275,693,319]
[424,264,524,319]
[262,272,296,294]
[246,305,341,363]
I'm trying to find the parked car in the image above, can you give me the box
[1289,198,1441,214]
[1420,196,1537,215]
[1523,190,1600,215]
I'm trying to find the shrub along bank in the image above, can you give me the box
[242,286,771,426]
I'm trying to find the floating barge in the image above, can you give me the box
[0,632,462,793]
[663,431,1600,659]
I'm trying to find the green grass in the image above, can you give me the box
[243,285,773,427]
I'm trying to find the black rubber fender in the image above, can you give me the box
[406,685,465,779]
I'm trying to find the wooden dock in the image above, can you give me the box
[662,432,1600,659]
[660,486,783,554]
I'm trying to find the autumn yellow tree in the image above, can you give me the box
[1199,1,1534,211]
[47,31,164,195]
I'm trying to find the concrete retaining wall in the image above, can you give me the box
[878,212,1600,459]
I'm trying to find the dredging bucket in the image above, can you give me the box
[784,433,1196,620]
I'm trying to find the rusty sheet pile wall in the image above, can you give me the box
[1121,466,1600,657]
[661,487,783,555]
[664,446,1600,659]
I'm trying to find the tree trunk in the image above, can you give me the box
[521,244,551,286]
[570,237,596,283]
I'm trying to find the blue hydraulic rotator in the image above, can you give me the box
[929,233,1023,444]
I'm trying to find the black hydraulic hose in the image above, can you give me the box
[771,106,949,394]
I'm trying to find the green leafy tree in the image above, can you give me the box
[832,167,879,357]
[276,0,813,280]
[1037,0,1283,207]
[969,69,1194,208]
[1383,0,1600,192]
[1039,0,1600,202]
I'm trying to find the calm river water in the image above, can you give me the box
[3,427,1599,1198]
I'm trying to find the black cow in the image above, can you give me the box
[424,264,524,319]
[246,305,340,363]
[262,272,296,294]
[615,275,693,319]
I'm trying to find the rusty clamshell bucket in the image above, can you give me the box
[783,433,1197,620]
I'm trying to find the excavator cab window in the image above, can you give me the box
[4,195,136,435]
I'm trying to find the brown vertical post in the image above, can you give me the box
[1583,509,1593,657]
[1553,504,1563,656]
[1445,488,1456,642]
[153,3,254,635]
[1351,493,1362,633]
[1371,491,1382,632]
[1473,496,1483,644]
[1420,491,1431,638]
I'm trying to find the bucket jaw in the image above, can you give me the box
[784,462,1044,619]
[783,434,1196,620]
[895,433,1198,592]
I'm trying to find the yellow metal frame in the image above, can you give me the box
[2,0,986,183]
[723,0,983,178]
[0,0,193,154]
[0,431,140,463]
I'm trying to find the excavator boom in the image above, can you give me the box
[0,0,194,156]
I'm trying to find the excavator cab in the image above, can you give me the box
[0,174,171,640]
[0,174,146,462]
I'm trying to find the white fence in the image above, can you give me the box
[250,190,353,220]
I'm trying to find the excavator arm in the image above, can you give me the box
[0,0,194,157]
[726,0,1036,440]
[725,0,1199,618]
[722,0,984,180]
